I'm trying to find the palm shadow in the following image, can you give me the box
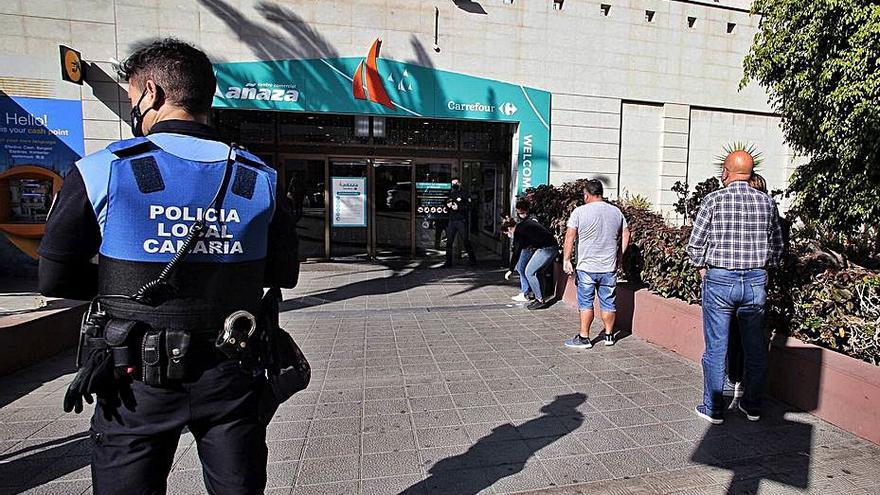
[399,393,586,495]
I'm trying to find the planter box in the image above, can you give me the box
[1,301,86,376]
[559,276,880,445]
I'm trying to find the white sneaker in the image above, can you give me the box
[511,293,528,302]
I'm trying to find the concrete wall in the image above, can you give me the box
[0,0,792,219]
[619,102,662,206]
[688,108,797,194]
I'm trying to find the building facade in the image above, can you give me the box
[0,0,798,264]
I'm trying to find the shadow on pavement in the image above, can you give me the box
[690,338,822,494]
[0,432,91,493]
[279,260,503,312]
[399,393,586,495]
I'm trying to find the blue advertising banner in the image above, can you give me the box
[0,96,85,176]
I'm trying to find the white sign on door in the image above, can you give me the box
[331,177,367,227]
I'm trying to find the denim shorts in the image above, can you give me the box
[576,271,617,312]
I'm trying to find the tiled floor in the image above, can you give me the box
[1,262,879,494]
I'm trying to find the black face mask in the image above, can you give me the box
[130,89,151,137]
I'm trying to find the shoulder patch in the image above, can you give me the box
[231,165,257,200]
[131,156,165,193]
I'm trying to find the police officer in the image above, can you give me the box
[38,39,299,494]
[443,177,477,267]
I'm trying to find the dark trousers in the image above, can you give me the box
[445,220,476,265]
[90,360,267,494]
[728,316,744,383]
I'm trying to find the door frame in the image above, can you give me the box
[280,153,462,260]
[277,153,331,260]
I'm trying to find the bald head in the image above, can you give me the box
[723,150,754,185]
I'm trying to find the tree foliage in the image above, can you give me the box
[742,0,880,253]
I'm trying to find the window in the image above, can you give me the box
[553,0,564,10]
[688,16,697,28]
[645,10,655,22]
[600,4,611,16]
[727,22,736,33]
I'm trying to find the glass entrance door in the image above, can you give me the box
[414,160,455,257]
[371,159,413,257]
[330,159,369,259]
[281,157,326,259]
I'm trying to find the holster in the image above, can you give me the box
[103,319,140,369]
[165,329,191,381]
[141,330,164,387]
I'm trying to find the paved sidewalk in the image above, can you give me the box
[1,263,879,494]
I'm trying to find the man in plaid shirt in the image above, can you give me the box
[687,150,784,424]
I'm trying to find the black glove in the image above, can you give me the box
[63,348,114,414]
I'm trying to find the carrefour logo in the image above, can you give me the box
[217,82,300,102]
[446,100,518,116]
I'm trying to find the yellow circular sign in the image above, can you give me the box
[63,49,82,83]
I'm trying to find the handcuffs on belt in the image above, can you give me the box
[216,310,257,359]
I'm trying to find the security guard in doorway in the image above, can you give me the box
[443,177,477,267]
[38,39,299,494]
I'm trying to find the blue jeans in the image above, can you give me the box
[516,248,534,294]
[524,247,556,301]
[701,268,769,413]
[576,271,617,312]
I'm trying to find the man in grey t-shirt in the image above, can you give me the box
[562,180,630,348]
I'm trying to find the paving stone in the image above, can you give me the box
[416,426,470,449]
[489,461,555,493]
[412,467,496,495]
[297,455,358,485]
[307,418,361,437]
[16,479,92,494]
[292,481,358,495]
[364,386,406,401]
[313,401,361,420]
[363,398,408,416]
[362,473,426,495]
[586,394,639,412]
[458,405,509,424]
[303,434,360,459]
[541,454,614,485]
[577,429,638,454]
[600,447,666,478]
[408,395,456,413]
[267,421,310,441]
[362,429,417,454]
[361,450,421,477]
[265,461,298,489]
[605,407,661,428]
[620,423,683,447]
[267,439,306,463]
[363,414,412,433]
[412,410,462,429]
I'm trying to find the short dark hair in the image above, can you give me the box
[584,179,604,197]
[500,218,517,231]
[515,199,530,211]
[120,38,216,116]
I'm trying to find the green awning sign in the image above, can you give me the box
[213,46,551,196]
